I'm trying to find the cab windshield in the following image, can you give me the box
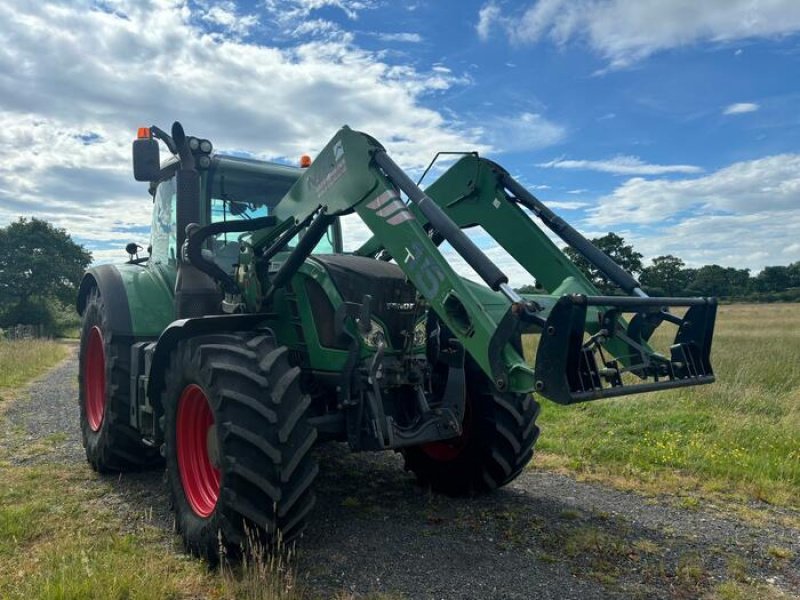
[206,156,338,264]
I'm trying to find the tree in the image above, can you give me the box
[515,282,544,295]
[640,255,688,296]
[563,232,643,294]
[788,262,800,288]
[685,264,750,297]
[754,265,792,293]
[0,218,92,326]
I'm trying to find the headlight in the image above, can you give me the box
[413,319,427,347]
[360,319,386,348]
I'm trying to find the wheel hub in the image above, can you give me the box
[206,425,220,468]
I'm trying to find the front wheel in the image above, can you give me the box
[162,332,318,561]
[402,359,540,496]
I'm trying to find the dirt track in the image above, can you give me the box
[4,346,799,599]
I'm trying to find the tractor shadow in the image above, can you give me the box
[99,442,777,599]
[293,444,685,599]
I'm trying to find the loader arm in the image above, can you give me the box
[267,127,537,393]
[355,154,633,361]
[263,127,716,403]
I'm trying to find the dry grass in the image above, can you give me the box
[0,339,68,391]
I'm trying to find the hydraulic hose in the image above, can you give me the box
[185,216,277,294]
[490,161,644,296]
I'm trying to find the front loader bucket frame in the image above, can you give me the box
[534,295,717,404]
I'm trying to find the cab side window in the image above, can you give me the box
[150,177,177,264]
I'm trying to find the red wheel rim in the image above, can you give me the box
[177,384,220,518]
[420,393,473,462]
[84,326,106,432]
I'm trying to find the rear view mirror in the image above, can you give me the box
[133,137,160,181]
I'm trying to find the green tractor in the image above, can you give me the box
[77,122,716,559]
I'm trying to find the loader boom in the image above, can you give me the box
[259,127,716,402]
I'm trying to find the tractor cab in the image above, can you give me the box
[135,127,343,319]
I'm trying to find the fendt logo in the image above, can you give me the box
[333,140,344,162]
[365,190,414,225]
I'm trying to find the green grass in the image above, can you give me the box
[526,303,800,508]
[0,463,214,599]
[0,458,312,599]
[0,338,304,599]
[0,339,69,391]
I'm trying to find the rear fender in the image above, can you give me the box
[76,265,134,335]
[77,264,175,338]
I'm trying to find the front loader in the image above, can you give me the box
[77,122,716,560]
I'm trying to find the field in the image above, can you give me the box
[527,303,800,509]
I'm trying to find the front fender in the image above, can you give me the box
[145,314,274,443]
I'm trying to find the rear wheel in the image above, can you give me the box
[402,359,540,496]
[162,332,318,561]
[78,288,161,472]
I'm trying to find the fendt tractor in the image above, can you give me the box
[77,122,717,559]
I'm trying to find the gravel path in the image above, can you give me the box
[3,345,799,599]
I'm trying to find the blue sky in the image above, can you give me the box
[0,0,798,285]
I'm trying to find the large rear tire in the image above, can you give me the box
[402,359,540,496]
[162,332,318,562]
[78,288,161,472]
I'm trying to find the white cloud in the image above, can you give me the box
[0,0,497,256]
[478,112,566,153]
[477,2,502,40]
[478,0,800,69]
[199,2,259,37]
[723,102,759,115]
[587,153,800,228]
[377,32,423,43]
[627,212,800,272]
[0,114,151,250]
[264,0,377,23]
[542,201,588,210]
[290,18,344,40]
[538,155,703,175]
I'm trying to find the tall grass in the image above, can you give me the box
[0,339,68,390]
[527,303,800,507]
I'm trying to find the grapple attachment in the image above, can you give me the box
[533,295,717,404]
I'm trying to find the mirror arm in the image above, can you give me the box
[150,125,178,155]
[171,122,196,170]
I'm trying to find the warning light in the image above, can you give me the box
[300,154,312,168]
[137,127,151,139]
